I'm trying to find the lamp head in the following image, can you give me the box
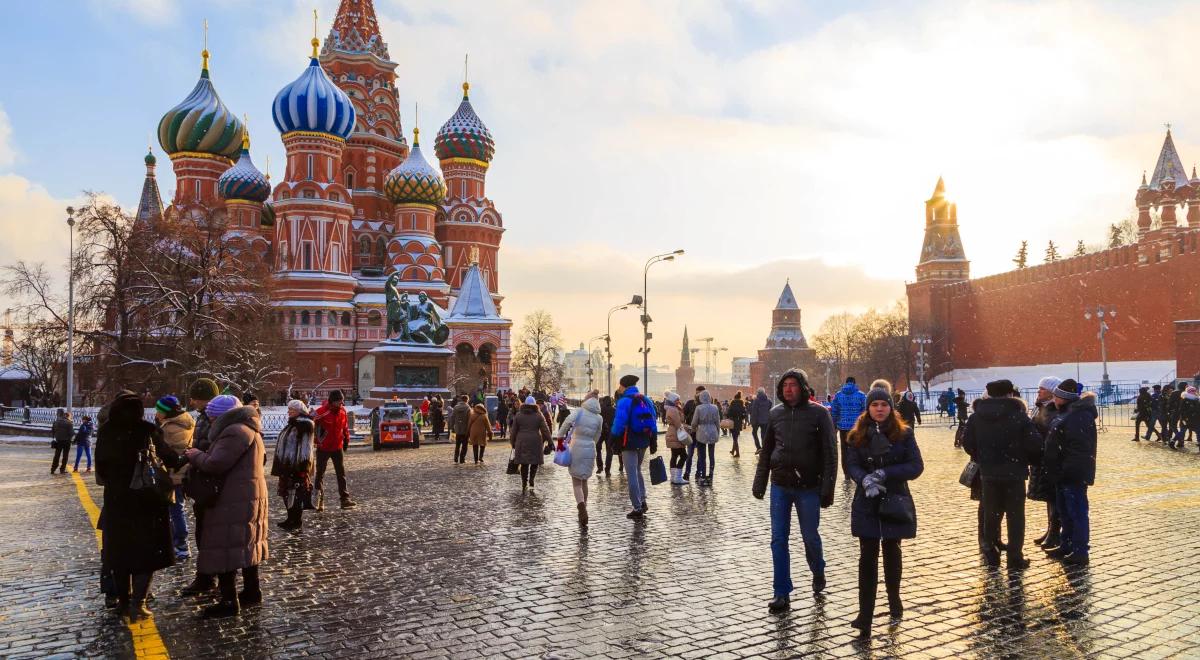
[673,249,685,255]
[630,294,644,306]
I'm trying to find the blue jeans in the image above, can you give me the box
[770,484,825,597]
[1055,484,1089,557]
[695,443,716,479]
[622,448,647,510]
[170,485,188,551]
[73,443,92,470]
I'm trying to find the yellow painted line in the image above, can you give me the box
[69,470,171,659]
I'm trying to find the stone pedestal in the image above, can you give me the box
[366,342,454,406]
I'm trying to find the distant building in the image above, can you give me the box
[562,343,596,397]
[731,357,753,386]
[749,281,818,396]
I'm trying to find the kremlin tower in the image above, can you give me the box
[146,0,511,399]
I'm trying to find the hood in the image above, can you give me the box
[776,369,812,405]
[904,391,915,401]
[622,386,641,399]
[519,403,539,413]
[1065,392,1098,417]
[287,415,315,430]
[970,396,1027,420]
[209,405,262,439]
[472,403,487,414]
[108,391,145,425]
[840,382,859,395]
[698,390,712,405]
[583,397,601,414]
[755,391,770,402]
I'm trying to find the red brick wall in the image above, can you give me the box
[912,227,1200,376]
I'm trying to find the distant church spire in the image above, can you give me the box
[680,326,691,367]
[325,0,390,60]
[916,176,969,283]
[135,147,163,226]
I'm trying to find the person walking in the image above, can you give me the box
[598,395,622,477]
[610,375,657,520]
[449,395,472,464]
[510,395,551,490]
[954,389,969,428]
[845,386,924,637]
[691,391,721,487]
[1164,383,1181,443]
[1175,386,1200,448]
[897,392,921,428]
[831,377,866,443]
[313,389,356,510]
[663,391,689,485]
[1132,386,1151,442]
[72,415,95,473]
[727,392,748,458]
[752,369,837,613]
[272,400,316,532]
[155,396,195,560]
[496,394,509,438]
[750,387,772,454]
[1145,384,1164,441]
[184,395,269,618]
[468,402,493,464]
[51,409,73,474]
[180,377,220,596]
[682,386,705,482]
[430,395,446,442]
[420,396,431,428]
[1042,379,1096,565]
[554,391,602,525]
[962,379,1043,568]
[95,391,186,622]
[1029,377,1062,549]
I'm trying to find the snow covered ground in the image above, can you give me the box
[921,360,1179,392]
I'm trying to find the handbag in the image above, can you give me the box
[958,460,980,488]
[878,492,915,524]
[553,438,572,467]
[719,419,734,430]
[506,449,519,475]
[648,455,667,485]
[184,437,255,508]
[129,434,173,503]
[676,427,692,445]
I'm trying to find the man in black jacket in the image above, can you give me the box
[1133,386,1151,442]
[1163,383,1180,443]
[50,409,74,474]
[963,380,1043,568]
[1043,379,1096,565]
[752,369,837,614]
[1145,384,1164,441]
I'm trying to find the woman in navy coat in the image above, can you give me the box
[845,385,924,637]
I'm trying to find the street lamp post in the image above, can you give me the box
[607,296,642,394]
[820,358,836,398]
[587,334,605,393]
[641,250,684,390]
[65,207,76,411]
[912,335,931,405]
[1084,306,1116,393]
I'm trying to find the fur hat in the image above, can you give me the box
[287,399,310,415]
[869,379,893,396]
[1053,379,1080,401]
[619,374,639,388]
[206,394,241,419]
[985,379,1015,397]
[188,378,220,402]
[664,391,680,403]
[1038,376,1061,392]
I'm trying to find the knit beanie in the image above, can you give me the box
[619,374,639,387]
[1038,376,1061,392]
[188,378,220,402]
[866,387,892,407]
[287,399,310,415]
[1053,379,1080,401]
[869,379,893,396]
[155,395,186,418]
[206,394,241,420]
[524,396,536,405]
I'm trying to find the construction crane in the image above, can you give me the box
[694,337,728,384]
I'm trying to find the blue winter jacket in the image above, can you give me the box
[846,427,924,539]
[610,386,653,450]
[830,383,867,430]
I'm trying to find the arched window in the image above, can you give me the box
[367,310,382,326]
[300,311,310,325]
[290,311,297,325]
[346,172,355,189]
[359,236,371,256]
[341,312,351,326]
[314,311,322,326]
[375,237,387,264]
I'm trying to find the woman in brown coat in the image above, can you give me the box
[663,391,689,484]
[468,403,493,464]
[510,396,551,490]
[184,395,269,619]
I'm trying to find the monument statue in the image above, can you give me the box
[383,273,449,345]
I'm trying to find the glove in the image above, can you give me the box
[872,468,887,481]
[820,491,834,508]
[650,438,658,455]
[752,487,765,500]
[864,482,886,498]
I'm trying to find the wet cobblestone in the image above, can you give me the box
[3,423,1200,658]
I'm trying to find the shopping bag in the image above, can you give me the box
[676,427,692,446]
[553,439,572,467]
[648,456,667,485]
[506,449,519,475]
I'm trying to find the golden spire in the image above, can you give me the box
[264,154,271,181]
[413,102,420,146]
[241,114,250,150]
[463,54,470,99]
[311,9,320,58]
[201,19,210,72]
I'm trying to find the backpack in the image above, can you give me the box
[626,394,657,439]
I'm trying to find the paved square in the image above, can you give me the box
[2,422,1200,658]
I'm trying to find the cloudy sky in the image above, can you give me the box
[0,0,1190,370]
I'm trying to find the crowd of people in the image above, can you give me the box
[47,365,1114,638]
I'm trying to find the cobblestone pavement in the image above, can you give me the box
[3,421,1200,659]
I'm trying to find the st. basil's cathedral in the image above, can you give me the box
[138,0,510,398]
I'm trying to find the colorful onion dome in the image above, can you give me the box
[434,82,495,163]
[157,50,244,159]
[217,131,271,203]
[384,129,447,205]
[144,149,157,166]
[272,38,356,140]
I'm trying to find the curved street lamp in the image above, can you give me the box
[642,249,684,390]
[607,296,641,394]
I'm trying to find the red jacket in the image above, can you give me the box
[314,403,350,452]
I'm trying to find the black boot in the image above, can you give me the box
[278,500,303,531]
[883,541,903,621]
[577,502,588,526]
[238,566,262,607]
[180,573,216,595]
[203,573,241,618]
[768,595,790,613]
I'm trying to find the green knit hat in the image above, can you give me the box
[188,378,220,402]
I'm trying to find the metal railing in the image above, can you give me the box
[0,406,372,441]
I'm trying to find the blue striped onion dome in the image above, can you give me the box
[434,83,494,163]
[158,62,244,159]
[272,56,356,140]
[384,134,447,205]
[217,141,270,203]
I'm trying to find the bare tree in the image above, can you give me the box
[813,312,856,381]
[8,316,68,406]
[511,310,564,393]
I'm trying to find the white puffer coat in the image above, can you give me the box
[691,391,722,445]
[555,397,602,480]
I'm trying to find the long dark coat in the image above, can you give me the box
[189,406,269,575]
[510,404,550,465]
[845,426,924,540]
[95,394,183,573]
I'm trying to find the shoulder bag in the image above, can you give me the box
[958,460,980,488]
[878,491,916,524]
[129,433,174,503]
[184,435,255,508]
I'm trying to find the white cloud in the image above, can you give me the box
[0,106,13,169]
[93,0,178,26]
